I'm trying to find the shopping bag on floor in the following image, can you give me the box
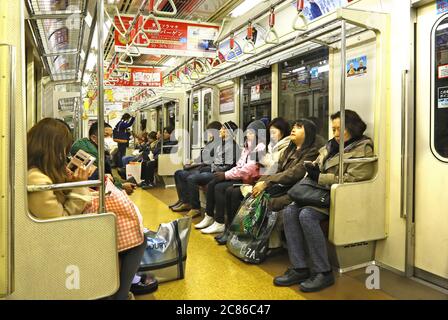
[226,193,278,264]
[138,217,192,283]
[126,161,142,184]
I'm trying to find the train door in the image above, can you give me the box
[414,2,448,289]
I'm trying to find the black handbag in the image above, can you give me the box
[287,176,331,208]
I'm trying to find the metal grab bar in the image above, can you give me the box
[343,156,378,164]
[0,43,15,297]
[154,0,178,17]
[27,180,102,193]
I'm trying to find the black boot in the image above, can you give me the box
[273,268,310,287]
[168,200,182,209]
[299,271,335,292]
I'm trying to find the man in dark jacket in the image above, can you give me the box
[113,113,135,167]
[171,121,241,217]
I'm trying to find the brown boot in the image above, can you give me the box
[186,209,201,218]
[172,203,192,212]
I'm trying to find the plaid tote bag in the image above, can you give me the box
[86,178,144,252]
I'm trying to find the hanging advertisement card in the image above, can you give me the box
[114,15,220,58]
[437,0,448,14]
[220,87,235,114]
[438,64,448,79]
[108,67,163,87]
[251,84,261,101]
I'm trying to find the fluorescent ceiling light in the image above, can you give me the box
[230,0,264,18]
[292,66,306,73]
[318,64,329,73]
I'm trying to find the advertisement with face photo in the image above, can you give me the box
[299,0,348,21]
[346,56,367,78]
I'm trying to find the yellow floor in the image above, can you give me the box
[129,187,447,300]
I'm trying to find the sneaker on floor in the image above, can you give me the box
[186,209,201,218]
[141,182,155,190]
[201,221,225,234]
[299,272,335,293]
[194,215,214,229]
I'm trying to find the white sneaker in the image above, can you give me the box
[194,215,214,229]
[201,222,225,234]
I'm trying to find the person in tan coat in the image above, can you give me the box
[27,118,92,219]
[274,110,375,293]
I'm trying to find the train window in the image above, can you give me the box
[432,17,448,160]
[191,94,201,148]
[279,48,329,139]
[204,91,212,138]
[241,68,272,130]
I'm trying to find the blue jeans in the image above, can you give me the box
[185,172,215,209]
[283,204,330,273]
[122,155,136,167]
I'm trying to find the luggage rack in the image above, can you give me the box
[25,0,91,81]
[194,8,382,86]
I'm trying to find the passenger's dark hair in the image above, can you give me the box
[164,126,175,135]
[330,110,366,140]
[206,121,222,131]
[121,113,132,121]
[293,119,317,150]
[27,118,74,185]
[148,131,157,141]
[89,121,111,138]
[268,117,290,141]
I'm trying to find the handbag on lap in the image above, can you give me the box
[287,176,331,208]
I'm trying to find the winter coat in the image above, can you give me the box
[258,140,322,211]
[260,136,291,175]
[211,138,241,173]
[225,142,266,185]
[27,168,90,219]
[311,136,375,215]
[113,117,135,142]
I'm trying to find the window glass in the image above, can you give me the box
[191,95,200,148]
[433,18,448,159]
[204,91,212,142]
[279,48,329,140]
[242,68,271,130]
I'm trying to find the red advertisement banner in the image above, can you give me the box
[107,67,163,87]
[114,15,220,58]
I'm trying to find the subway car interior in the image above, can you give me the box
[1,0,448,300]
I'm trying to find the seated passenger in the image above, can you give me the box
[216,119,321,246]
[274,110,374,293]
[121,132,149,168]
[195,120,266,234]
[27,118,153,300]
[27,118,92,219]
[170,121,223,216]
[71,122,136,195]
[141,126,178,189]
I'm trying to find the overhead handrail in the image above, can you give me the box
[130,16,151,47]
[225,33,239,63]
[188,64,201,80]
[142,12,162,33]
[243,21,256,54]
[293,0,308,31]
[265,7,279,45]
[27,180,102,193]
[153,0,178,17]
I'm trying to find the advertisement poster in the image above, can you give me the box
[114,15,220,58]
[437,0,448,14]
[346,55,367,78]
[438,86,448,108]
[251,84,261,101]
[296,0,348,21]
[107,67,163,87]
[438,64,448,79]
[220,87,235,114]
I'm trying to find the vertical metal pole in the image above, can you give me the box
[97,0,106,213]
[188,90,193,161]
[338,20,346,184]
[161,98,165,153]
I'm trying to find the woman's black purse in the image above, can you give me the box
[287,176,331,208]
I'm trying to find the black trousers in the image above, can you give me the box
[117,143,127,168]
[141,160,157,184]
[225,185,245,226]
[205,179,242,224]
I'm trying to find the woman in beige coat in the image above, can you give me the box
[27,118,92,219]
[274,110,374,293]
